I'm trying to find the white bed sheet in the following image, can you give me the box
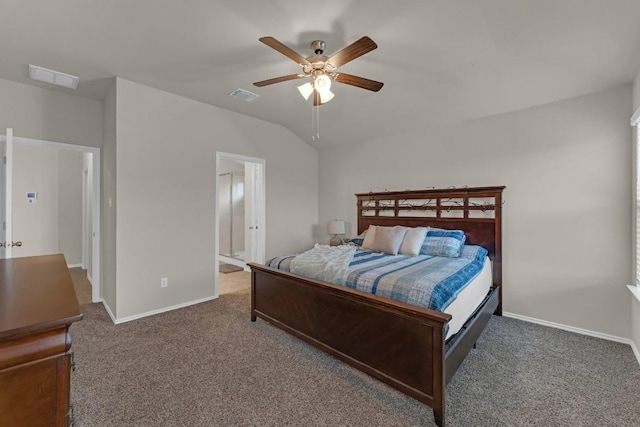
[443,257,492,340]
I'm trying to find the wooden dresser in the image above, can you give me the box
[0,254,83,427]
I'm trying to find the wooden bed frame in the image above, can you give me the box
[249,186,505,426]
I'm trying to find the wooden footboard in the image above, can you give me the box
[250,263,453,425]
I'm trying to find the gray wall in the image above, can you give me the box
[12,144,59,257]
[111,78,318,320]
[632,70,640,356]
[12,145,85,265]
[319,85,633,339]
[0,78,102,147]
[58,150,83,265]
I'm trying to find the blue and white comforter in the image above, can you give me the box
[289,244,356,285]
[267,245,488,313]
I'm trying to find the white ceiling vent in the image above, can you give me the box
[28,64,79,89]
[229,88,260,102]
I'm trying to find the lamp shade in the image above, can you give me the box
[318,89,334,104]
[314,74,332,91]
[328,220,345,235]
[297,82,314,100]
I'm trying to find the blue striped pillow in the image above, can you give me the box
[460,245,488,262]
[420,228,466,257]
[350,237,364,246]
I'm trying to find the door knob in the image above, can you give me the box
[0,241,21,248]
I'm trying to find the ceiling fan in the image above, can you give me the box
[253,36,384,106]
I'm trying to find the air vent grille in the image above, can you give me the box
[28,64,79,89]
[229,88,260,102]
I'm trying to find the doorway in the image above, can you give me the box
[0,129,101,302]
[215,152,265,296]
[219,165,246,262]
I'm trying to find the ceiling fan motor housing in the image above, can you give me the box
[311,40,326,55]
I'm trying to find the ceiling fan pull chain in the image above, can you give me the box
[311,103,315,142]
[317,104,320,140]
[311,103,320,141]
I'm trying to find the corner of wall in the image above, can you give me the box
[101,78,117,315]
[633,68,640,112]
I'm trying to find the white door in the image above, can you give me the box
[244,161,264,264]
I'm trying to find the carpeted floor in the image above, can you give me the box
[69,289,640,427]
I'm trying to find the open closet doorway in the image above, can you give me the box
[215,152,265,297]
[0,128,101,303]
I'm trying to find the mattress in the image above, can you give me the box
[443,257,492,339]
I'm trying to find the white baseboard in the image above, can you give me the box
[632,340,640,367]
[86,273,93,286]
[101,299,117,323]
[503,311,639,367]
[107,295,218,324]
[219,255,246,269]
[67,263,83,268]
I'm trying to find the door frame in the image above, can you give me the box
[214,152,265,297]
[82,167,90,271]
[7,133,101,302]
[1,129,13,259]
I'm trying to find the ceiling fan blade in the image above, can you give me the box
[253,74,306,87]
[259,37,311,66]
[333,73,384,92]
[326,36,377,69]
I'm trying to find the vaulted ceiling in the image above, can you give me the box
[2,0,640,149]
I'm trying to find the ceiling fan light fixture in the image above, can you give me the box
[314,74,331,91]
[319,89,334,104]
[297,82,314,100]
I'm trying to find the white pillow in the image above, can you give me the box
[369,226,408,255]
[399,227,429,256]
[361,225,377,250]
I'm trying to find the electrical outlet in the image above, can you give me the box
[161,277,168,288]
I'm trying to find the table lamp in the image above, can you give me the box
[328,220,346,246]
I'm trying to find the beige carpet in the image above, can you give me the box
[67,278,640,426]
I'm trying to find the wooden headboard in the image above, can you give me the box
[355,186,506,314]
